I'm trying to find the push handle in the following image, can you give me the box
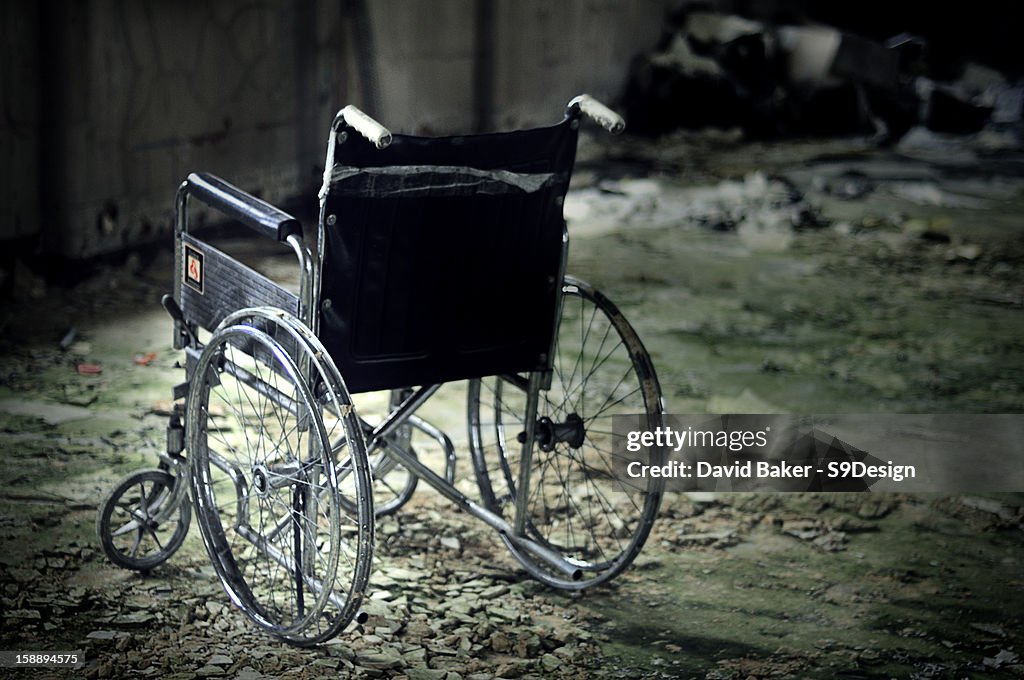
[340,105,393,149]
[567,94,626,134]
[185,172,302,242]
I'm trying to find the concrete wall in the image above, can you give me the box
[0,1,40,243]
[34,0,354,258]
[370,0,669,133]
[5,0,669,258]
[490,0,667,129]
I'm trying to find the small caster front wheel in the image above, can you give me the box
[97,468,190,571]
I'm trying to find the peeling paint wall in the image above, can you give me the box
[8,0,667,258]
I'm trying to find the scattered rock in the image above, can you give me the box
[983,649,1019,669]
[827,516,877,533]
[959,496,1018,522]
[355,651,405,671]
[489,632,512,653]
[857,499,898,519]
[783,519,822,541]
[406,669,448,680]
[969,622,1007,638]
[439,536,461,551]
[541,653,561,671]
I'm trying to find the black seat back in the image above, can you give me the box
[319,118,578,393]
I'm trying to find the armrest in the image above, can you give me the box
[185,172,302,242]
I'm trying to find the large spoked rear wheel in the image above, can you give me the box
[468,276,665,589]
[187,309,373,645]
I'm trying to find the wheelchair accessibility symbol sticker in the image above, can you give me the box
[184,245,204,294]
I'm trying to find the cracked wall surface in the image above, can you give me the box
[34,0,347,258]
[5,0,667,257]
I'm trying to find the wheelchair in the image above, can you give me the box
[96,96,666,645]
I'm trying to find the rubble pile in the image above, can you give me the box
[0,494,611,680]
[565,171,818,248]
[623,9,1023,144]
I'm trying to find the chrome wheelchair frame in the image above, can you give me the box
[97,96,665,646]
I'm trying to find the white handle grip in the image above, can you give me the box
[341,105,393,149]
[568,95,625,134]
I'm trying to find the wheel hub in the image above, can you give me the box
[252,466,270,494]
[519,413,586,452]
[252,461,303,496]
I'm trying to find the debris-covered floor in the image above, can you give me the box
[2,130,1023,679]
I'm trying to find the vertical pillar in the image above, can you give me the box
[473,0,495,132]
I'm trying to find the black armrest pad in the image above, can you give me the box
[186,172,302,242]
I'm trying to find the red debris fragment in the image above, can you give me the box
[133,352,158,366]
[76,363,102,375]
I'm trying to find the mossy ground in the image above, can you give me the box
[1,135,1022,678]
